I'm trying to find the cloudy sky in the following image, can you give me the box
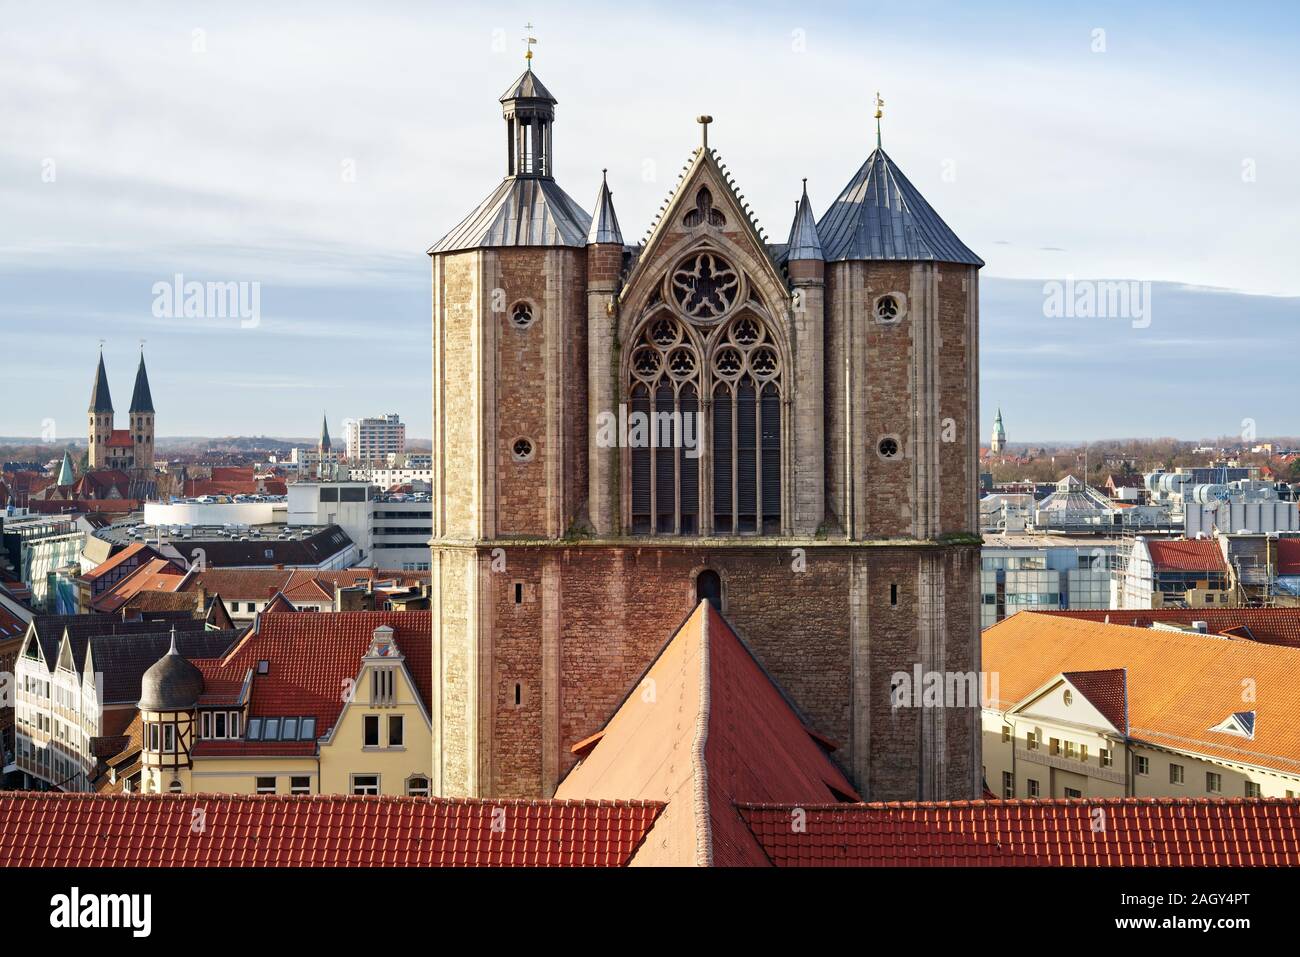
[2,0,1297,442]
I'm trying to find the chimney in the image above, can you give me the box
[1192,620,1209,633]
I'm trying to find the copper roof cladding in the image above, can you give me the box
[0,793,663,867]
[817,148,983,266]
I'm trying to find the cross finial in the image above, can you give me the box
[523,23,537,66]
[874,91,884,149]
[98,338,105,352]
[697,115,713,150]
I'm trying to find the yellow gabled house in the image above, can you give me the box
[118,610,432,797]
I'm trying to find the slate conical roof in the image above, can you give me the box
[319,413,331,452]
[586,170,623,245]
[817,148,983,266]
[129,352,154,413]
[499,67,556,104]
[88,352,113,413]
[785,180,823,261]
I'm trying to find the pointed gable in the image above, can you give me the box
[620,147,789,317]
[1062,669,1129,734]
[556,602,858,866]
[817,148,983,265]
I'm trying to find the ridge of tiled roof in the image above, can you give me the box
[0,793,664,867]
[558,602,858,867]
[737,798,1300,867]
[985,612,1300,776]
[1043,608,1300,649]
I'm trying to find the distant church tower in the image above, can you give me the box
[317,412,332,479]
[129,351,156,470]
[990,408,1006,454]
[429,55,983,803]
[88,348,155,471]
[87,350,114,469]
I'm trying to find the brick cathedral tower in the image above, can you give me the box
[88,348,155,471]
[429,60,983,802]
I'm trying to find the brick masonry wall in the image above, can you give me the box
[494,250,550,534]
[936,263,978,534]
[465,542,979,801]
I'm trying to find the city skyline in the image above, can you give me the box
[2,1,1299,438]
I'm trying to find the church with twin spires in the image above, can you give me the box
[87,349,156,472]
[428,52,984,803]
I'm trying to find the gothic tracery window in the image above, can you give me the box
[628,257,783,537]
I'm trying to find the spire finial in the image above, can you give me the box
[697,115,713,151]
[523,22,536,67]
[874,91,884,149]
[168,626,178,654]
[801,176,808,196]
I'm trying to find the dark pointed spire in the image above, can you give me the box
[587,169,623,245]
[88,349,113,413]
[319,412,331,452]
[786,178,823,261]
[129,350,154,413]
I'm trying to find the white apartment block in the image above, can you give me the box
[345,414,406,464]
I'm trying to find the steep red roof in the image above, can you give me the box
[738,798,1300,867]
[0,793,662,867]
[558,602,858,866]
[1061,669,1128,734]
[1045,608,1300,648]
[189,611,431,757]
[1147,538,1227,573]
[106,430,134,449]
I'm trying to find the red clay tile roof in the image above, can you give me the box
[106,430,134,448]
[92,558,186,613]
[81,542,155,582]
[986,612,1300,776]
[0,793,663,867]
[1279,539,1300,577]
[737,798,1300,866]
[189,611,430,757]
[1147,538,1227,573]
[558,602,859,867]
[0,604,26,641]
[179,567,427,601]
[1061,668,1128,734]
[1045,608,1300,648]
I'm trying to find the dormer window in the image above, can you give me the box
[1209,711,1256,740]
